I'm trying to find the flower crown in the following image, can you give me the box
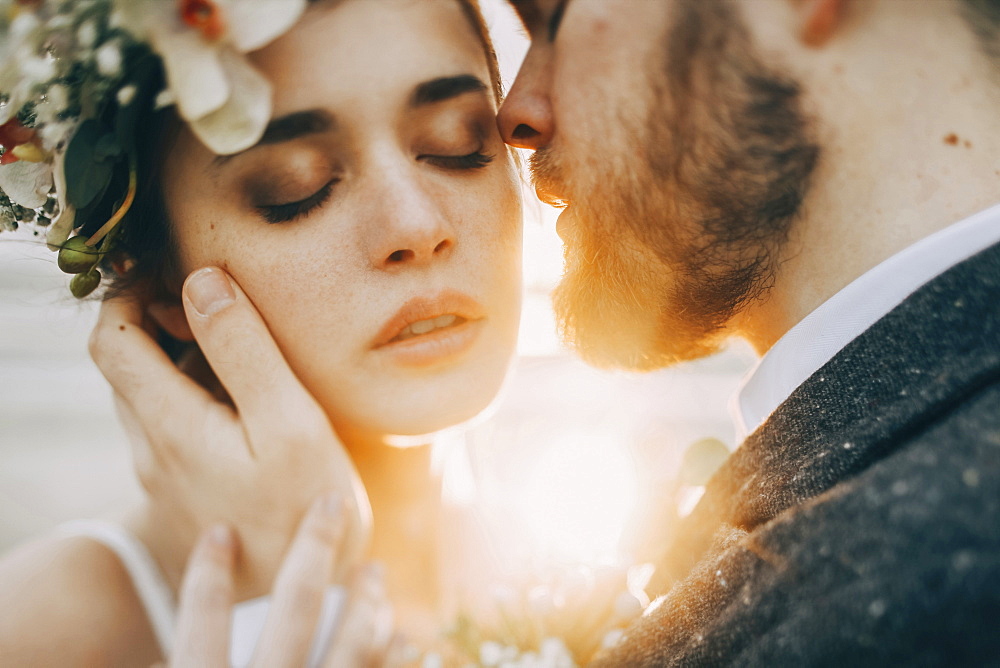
[0,0,306,297]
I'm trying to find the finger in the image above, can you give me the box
[181,267,325,441]
[322,562,392,668]
[251,492,347,668]
[92,294,225,451]
[112,391,163,490]
[171,524,237,668]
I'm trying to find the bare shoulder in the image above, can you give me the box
[0,532,162,666]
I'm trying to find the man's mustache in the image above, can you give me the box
[529,147,571,208]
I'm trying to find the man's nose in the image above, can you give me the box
[497,46,554,150]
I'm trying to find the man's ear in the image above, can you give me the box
[798,0,850,47]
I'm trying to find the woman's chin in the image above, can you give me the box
[367,402,493,441]
[332,378,505,446]
[319,335,518,447]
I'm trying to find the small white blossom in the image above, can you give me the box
[481,641,506,666]
[95,40,122,77]
[37,120,73,152]
[421,653,444,668]
[76,19,97,48]
[154,88,175,109]
[10,11,42,41]
[116,84,137,106]
[539,637,576,667]
[34,83,69,125]
[19,54,56,84]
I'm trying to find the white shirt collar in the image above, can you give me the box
[733,203,1000,442]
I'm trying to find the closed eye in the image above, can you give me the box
[257,179,337,224]
[421,150,494,170]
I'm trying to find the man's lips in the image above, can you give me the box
[373,290,486,348]
[534,183,569,209]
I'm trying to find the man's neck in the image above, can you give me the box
[735,0,1000,354]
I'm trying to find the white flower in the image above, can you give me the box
[154,88,175,109]
[0,12,45,125]
[37,119,73,152]
[112,0,307,154]
[18,53,55,82]
[0,159,52,208]
[95,40,123,77]
[76,19,97,49]
[34,82,69,125]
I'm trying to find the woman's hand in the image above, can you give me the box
[90,267,371,598]
[171,494,404,668]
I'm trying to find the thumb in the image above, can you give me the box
[181,266,323,440]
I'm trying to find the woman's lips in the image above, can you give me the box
[372,291,486,366]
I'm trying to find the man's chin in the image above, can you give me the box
[553,278,725,372]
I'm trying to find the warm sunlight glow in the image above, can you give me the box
[509,426,639,566]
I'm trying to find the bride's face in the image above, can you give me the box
[160,0,523,438]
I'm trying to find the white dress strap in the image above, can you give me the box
[53,520,346,667]
[55,519,176,657]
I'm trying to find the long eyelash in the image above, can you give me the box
[259,180,336,224]
[425,151,495,170]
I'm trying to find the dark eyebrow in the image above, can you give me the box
[410,75,488,108]
[213,109,335,165]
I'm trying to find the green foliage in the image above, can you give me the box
[69,268,101,298]
[64,119,121,211]
[57,235,100,274]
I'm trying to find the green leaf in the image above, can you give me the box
[64,119,121,210]
[93,132,122,161]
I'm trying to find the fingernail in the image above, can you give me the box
[186,267,236,317]
[207,523,233,548]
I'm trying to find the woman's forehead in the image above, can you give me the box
[250,0,490,118]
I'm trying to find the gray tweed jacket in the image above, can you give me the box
[593,242,1000,667]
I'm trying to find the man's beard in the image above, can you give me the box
[537,0,819,371]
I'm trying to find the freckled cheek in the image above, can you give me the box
[479,169,522,244]
[230,247,367,364]
[458,177,523,297]
[166,192,246,277]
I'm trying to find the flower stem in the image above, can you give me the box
[86,165,137,247]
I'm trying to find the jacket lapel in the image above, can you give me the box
[661,241,1000,585]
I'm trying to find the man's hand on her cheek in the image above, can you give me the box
[90,267,372,600]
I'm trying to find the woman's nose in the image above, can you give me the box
[368,187,456,271]
[497,46,555,150]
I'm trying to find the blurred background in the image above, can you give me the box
[0,0,755,570]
